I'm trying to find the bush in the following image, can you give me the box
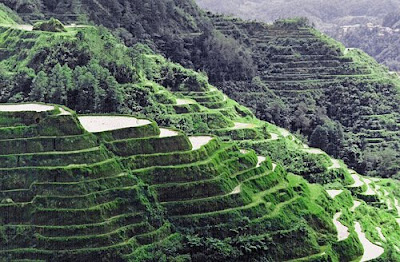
[33,18,67,32]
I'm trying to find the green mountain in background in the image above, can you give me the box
[0,2,400,261]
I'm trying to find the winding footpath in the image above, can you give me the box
[326,190,343,199]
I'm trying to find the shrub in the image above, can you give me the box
[33,18,67,32]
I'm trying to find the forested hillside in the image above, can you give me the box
[195,0,400,71]
[1,3,400,261]
[4,0,400,179]
[2,0,256,84]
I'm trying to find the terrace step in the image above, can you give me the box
[4,212,145,237]
[34,222,154,250]
[0,158,123,190]
[105,130,191,157]
[0,146,110,168]
[0,133,98,155]
[32,186,140,209]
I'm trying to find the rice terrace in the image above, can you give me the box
[1,0,400,261]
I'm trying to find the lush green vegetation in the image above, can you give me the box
[33,18,66,32]
[204,14,400,179]
[9,0,400,179]
[1,3,400,261]
[0,3,20,24]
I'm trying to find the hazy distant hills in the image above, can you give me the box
[195,0,400,70]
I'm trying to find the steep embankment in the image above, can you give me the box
[0,102,343,261]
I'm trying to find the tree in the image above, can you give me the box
[310,125,329,150]
[48,64,72,105]
[310,121,344,157]
[13,67,35,96]
[73,69,100,113]
[33,18,67,32]
[29,71,48,102]
[103,76,122,112]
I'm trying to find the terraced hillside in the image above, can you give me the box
[6,0,400,178]
[0,104,178,260]
[1,7,400,260]
[0,103,341,261]
[112,51,400,260]
[2,95,400,261]
[203,14,400,178]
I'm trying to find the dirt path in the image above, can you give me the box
[58,108,71,115]
[256,156,266,167]
[278,128,290,137]
[159,128,179,137]
[351,200,362,212]
[363,178,376,196]
[394,198,400,216]
[229,185,241,195]
[376,227,386,242]
[387,199,393,211]
[176,98,194,105]
[269,132,279,140]
[349,173,364,188]
[329,159,341,169]
[303,148,324,154]
[232,122,256,129]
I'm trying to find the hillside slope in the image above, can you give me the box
[0,15,342,260]
[6,0,400,179]
[204,15,400,179]
[1,0,256,83]
[195,0,400,71]
[0,7,400,261]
